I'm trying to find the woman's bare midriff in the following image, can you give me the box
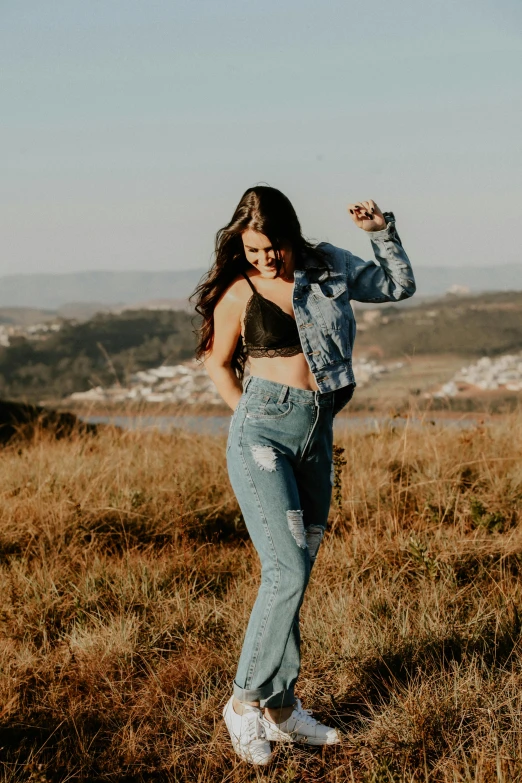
[246,355,319,392]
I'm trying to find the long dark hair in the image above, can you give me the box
[190,185,326,381]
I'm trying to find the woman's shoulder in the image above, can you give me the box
[217,273,251,309]
[315,241,347,258]
[303,242,347,272]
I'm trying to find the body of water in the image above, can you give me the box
[83,414,483,436]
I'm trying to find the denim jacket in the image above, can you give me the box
[293,212,416,395]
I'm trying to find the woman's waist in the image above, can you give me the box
[245,355,319,393]
[242,375,338,408]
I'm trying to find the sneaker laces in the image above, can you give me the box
[293,699,319,728]
[242,708,267,743]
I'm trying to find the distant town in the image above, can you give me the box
[431,354,522,398]
[0,320,61,346]
[64,354,522,407]
[65,358,408,406]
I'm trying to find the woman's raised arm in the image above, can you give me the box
[340,200,416,303]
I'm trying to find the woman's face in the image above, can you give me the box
[241,228,293,279]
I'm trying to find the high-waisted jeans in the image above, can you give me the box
[226,375,353,709]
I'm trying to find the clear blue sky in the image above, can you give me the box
[1,0,521,275]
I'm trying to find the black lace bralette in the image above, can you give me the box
[240,271,303,358]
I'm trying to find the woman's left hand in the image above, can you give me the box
[347,200,386,232]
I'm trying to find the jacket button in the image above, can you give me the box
[308,350,320,356]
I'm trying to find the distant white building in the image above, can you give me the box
[446,284,470,296]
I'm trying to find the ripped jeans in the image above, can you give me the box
[226,374,341,710]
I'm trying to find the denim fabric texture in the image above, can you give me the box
[293,213,416,397]
[227,375,340,709]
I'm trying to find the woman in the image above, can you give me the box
[192,186,415,764]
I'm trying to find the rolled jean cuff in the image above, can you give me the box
[233,680,295,708]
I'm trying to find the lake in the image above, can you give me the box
[83,413,484,436]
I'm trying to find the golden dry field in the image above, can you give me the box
[1,410,522,782]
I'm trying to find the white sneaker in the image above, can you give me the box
[260,698,341,746]
[222,696,273,765]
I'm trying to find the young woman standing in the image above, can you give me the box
[193,186,415,764]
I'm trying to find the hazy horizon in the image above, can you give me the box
[1,259,522,281]
[2,0,521,276]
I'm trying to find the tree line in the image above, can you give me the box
[0,310,200,402]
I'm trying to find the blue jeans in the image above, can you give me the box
[226,375,345,709]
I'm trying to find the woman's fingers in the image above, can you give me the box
[360,202,372,218]
[348,202,365,218]
[348,199,386,230]
[369,200,384,219]
[356,201,373,220]
[349,200,382,216]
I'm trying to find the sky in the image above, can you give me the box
[1,0,521,276]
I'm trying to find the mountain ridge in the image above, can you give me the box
[1,264,520,309]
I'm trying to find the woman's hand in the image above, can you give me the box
[347,200,386,232]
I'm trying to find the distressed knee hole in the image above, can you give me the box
[306,525,325,561]
[251,445,278,471]
[287,510,307,549]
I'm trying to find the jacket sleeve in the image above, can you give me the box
[345,213,416,303]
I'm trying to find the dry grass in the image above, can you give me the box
[0,412,522,782]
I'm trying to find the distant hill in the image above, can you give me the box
[414,265,522,298]
[355,291,522,359]
[0,269,207,310]
[0,307,58,326]
[0,309,198,401]
[0,300,192,327]
[1,263,521,309]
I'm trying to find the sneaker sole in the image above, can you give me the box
[264,727,341,746]
[300,735,341,746]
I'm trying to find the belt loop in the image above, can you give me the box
[277,384,289,404]
[243,375,252,392]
